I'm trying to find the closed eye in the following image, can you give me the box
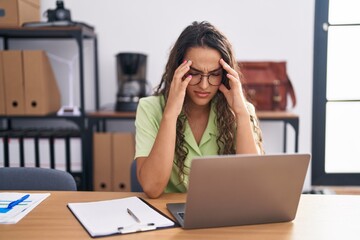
[210,72,221,76]
[188,72,201,76]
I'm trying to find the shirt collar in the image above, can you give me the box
[183,102,217,154]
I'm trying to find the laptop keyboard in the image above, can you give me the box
[177,212,185,220]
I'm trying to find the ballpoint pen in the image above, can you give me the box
[127,208,141,223]
[7,194,30,209]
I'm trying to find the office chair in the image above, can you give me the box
[130,160,143,192]
[0,167,77,191]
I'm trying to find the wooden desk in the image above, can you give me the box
[257,111,299,153]
[1,191,360,239]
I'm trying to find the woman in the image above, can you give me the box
[135,21,264,198]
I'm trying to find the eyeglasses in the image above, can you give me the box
[186,69,223,86]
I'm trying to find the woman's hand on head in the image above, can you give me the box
[218,59,248,116]
[164,60,193,118]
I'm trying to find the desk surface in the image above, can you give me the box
[1,192,360,240]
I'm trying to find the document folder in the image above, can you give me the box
[0,52,5,115]
[68,196,177,237]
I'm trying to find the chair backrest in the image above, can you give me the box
[131,160,143,192]
[0,167,77,191]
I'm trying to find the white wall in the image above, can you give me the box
[39,0,315,188]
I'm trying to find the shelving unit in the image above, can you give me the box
[0,26,99,190]
[86,111,136,190]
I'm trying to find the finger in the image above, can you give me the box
[227,73,243,90]
[218,84,230,94]
[182,74,192,85]
[180,60,192,73]
[220,58,238,77]
[176,60,192,72]
[226,73,239,83]
[175,60,192,80]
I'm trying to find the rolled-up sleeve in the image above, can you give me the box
[135,96,163,159]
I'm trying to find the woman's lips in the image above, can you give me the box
[194,91,210,98]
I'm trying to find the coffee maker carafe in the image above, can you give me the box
[115,53,150,111]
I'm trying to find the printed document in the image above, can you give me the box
[0,192,50,224]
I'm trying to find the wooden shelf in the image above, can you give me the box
[257,111,299,120]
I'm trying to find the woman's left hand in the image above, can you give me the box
[218,59,248,116]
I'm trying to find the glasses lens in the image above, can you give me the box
[208,73,222,86]
[188,74,201,85]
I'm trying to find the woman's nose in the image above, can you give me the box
[198,75,210,89]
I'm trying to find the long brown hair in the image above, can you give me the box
[155,21,249,182]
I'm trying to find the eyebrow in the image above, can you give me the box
[189,67,222,73]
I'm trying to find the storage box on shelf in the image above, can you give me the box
[0,0,40,27]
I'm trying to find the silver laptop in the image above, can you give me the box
[167,153,310,229]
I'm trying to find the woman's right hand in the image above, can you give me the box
[164,60,193,118]
[137,60,192,198]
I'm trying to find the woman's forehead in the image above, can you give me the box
[184,47,221,71]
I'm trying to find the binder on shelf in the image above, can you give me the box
[93,133,113,191]
[23,50,61,115]
[3,51,25,115]
[0,52,5,115]
[0,131,5,167]
[68,196,176,237]
[23,131,36,168]
[69,131,82,172]
[8,133,21,167]
[54,135,66,171]
[112,133,135,192]
[38,132,51,169]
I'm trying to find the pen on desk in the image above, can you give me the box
[7,194,30,209]
[127,208,141,223]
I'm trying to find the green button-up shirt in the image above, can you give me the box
[135,95,220,192]
[135,95,260,193]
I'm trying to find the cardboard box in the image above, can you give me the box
[93,133,113,191]
[0,52,5,115]
[23,50,61,115]
[0,0,40,27]
[112,133,135,192]
[1,50,61,115]
[2,50,25,115]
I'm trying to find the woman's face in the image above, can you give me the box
[183,47,222,108]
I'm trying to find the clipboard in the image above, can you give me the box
[68,196,178,237]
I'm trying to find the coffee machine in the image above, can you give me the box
[115,53,150,111]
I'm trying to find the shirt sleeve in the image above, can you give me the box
[134,97,163,159]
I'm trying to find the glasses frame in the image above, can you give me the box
[187,70,223,86]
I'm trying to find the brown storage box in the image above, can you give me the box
[2,50,25,115]
[1,50,61,115]
[0,52,5,114]
[93,132,136,191]
[0,0,40,27]
[93,133,113,191]
[23,50,61,115]
[112,133,135,192]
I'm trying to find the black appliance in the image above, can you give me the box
[115,53,150,111]
[46,0,72,22]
